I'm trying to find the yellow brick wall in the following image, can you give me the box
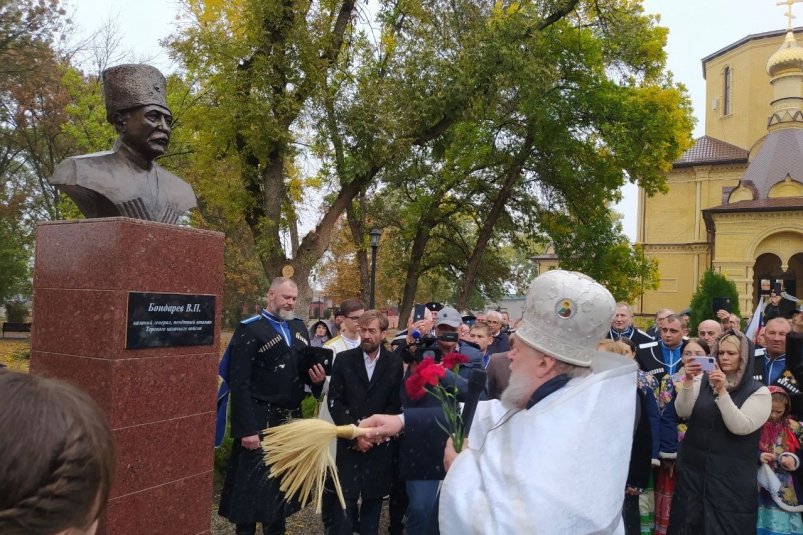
[704,32,801,151]
[710,213,803,313]
[636,29,803,317]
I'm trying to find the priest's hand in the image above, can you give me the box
[242,435,261,450]
[359,414,404,442]
[444,437,466,473]
[308,364,326,384]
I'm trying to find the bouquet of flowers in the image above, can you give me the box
[404,352,470,452]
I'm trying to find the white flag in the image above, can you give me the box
[745,296,765,340]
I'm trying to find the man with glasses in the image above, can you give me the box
[486,310,510,354]
[325,299,365,356]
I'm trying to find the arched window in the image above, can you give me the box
[723,66,732,115]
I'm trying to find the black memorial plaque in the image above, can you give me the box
[126,292,215,349]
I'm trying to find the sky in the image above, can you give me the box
[68,0,795,240]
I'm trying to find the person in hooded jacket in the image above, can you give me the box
[668,330,771,535]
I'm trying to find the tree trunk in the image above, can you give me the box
[398,218,433,324]
[292,261,313,323]
[457,133,533,309]
[346,195,370,305]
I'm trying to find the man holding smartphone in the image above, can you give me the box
[390,305,434,351]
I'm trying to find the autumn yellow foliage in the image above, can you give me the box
[0,339,30,372]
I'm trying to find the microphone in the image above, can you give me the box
[461,368,487,438]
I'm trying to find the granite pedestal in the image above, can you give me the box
[30,218,224,535]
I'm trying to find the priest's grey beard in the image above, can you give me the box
[501,373,535,410]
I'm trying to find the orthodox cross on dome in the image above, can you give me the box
[778,0,803,31]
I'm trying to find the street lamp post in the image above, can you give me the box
[369,229,382,309]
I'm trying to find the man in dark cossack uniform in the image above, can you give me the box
[218,277,326,535]
[636,313,687,383]
[608,302,653,347]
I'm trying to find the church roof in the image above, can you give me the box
[673,136,749,168]
[739,128,803,198]
[701,197,803,234]
[704,197,803,213]
[702,27,803,78]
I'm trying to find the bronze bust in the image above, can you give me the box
[50,64,196,223]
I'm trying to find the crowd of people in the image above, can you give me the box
[5,270,803,535]
[213,274,803,535]
[603,300,803,535]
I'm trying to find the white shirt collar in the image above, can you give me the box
[364,350,380,380]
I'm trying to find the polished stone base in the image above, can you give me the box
[30,218,224,535]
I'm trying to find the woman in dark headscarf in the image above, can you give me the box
[668,329,771,534]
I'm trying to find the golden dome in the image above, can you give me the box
[767,31,803,76]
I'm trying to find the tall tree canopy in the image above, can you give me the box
[166,0,692,318]
[0,0,70,303]
[0,0,691,316]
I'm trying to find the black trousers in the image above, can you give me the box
[622,494,641,535]
[332,497,382,535]
[235,519,286,535]
[387,444,407,535]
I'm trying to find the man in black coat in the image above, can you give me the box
[218,278,326,535]
[485,310,510,355]
[328,310,403,535]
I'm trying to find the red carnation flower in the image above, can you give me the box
[404,357,445,400]
[442,352,469,370]
[417,357,446,386]
[405,371,427,400]
[403,357,468,454]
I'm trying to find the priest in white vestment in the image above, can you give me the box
[361,270,637,534]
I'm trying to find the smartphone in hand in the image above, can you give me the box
[690,356,717,372]
[413,304,426,323]
[712,297,732,315]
